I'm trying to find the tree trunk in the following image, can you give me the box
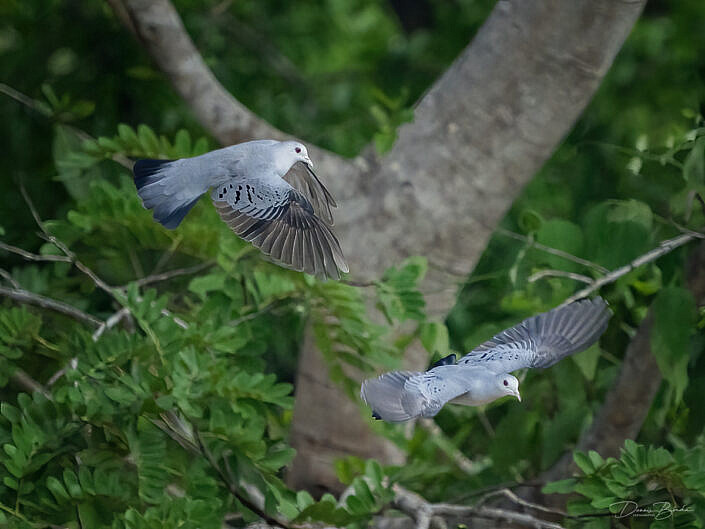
[114,0,647,494]
[289,0,646,492]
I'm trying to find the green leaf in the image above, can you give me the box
[584,200,653,269]
[651,287,696,402]
[518,209,543,233]
[137,124,162,156]
[542,478,577,494]
[419,322,449,354]
[535,219,584,271]
[188,272,226,298]
[573,451,595,474]
[683,136,705,186]
[572,343,601,381]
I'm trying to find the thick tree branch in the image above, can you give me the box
[110,0,647,492]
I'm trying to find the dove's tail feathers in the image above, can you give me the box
[528,297,611,368]
[133,159,203,229]
[360,371,424,423]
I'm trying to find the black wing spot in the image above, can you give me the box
[229,184,233,188]
[235,189,241,202]
[219,193,223,199]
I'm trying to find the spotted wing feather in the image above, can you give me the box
[213,181,347,279]
[360,368,470,423]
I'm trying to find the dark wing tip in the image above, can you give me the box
[132,159,173,190]
[429,353,456,370]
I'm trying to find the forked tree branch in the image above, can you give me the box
[112,0,648,493]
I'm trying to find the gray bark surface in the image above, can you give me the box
[114,0,647,494]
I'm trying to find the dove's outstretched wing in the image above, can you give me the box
[458,297,611,373]
[360,368,473,423]
[212,176,348,279]
[283,162,337,225]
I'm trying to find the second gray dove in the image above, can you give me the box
[361,297,611,422]
[132,140,348,279]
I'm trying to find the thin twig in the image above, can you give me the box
[0,286,102,327]
[563,233,696,305]
[419,419,485,476]
[47,358,78,387]
[477,488,568,518]
[393,485,565,529]
[21,185,115,296]
[10,369,52,399]
[496,228,608,274]
[528,269,593,284]
[195,430,290,529]
[0,268,20,289]
[0,83,52,116]
[0,240,72,263]
[132,261,215,288]
[92,307,131,341]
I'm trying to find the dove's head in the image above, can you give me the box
[497,374,521,402]
[275,141,314,173]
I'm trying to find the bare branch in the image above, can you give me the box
[92,307,131,341]
[477,488,568,518]
[47,358,78,387]
[20,185,116,296]
[562,233,696,305]
[419,419,487,477]
[0,268,20,289]
[10,369,52,399]
[0,286,102,327]
[0,240,72,263]
[195,430,291,529]
[392,485,566,529]
[131,261,215,288]
[497,229,608,274]
[0,82,52,116]
[529,269,594,284]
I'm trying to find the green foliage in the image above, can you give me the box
[2,0,705,527]
[295,460,393,527]
[543,439,705,528]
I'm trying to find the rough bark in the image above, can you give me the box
[290,0,646,492]
[113,0,647,493]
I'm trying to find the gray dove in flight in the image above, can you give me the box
[132,140,348,279]
[361,297,611,422]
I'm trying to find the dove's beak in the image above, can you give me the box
[304,156,314,169]
[514,390,521,402]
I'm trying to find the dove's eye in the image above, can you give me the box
[503,380,508,386]
[295,147,301,154]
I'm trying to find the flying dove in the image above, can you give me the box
[361,297,611,422]
[132,140,348,279]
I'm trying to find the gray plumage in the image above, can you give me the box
[133,140,348,280]
[361,297,611,422]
